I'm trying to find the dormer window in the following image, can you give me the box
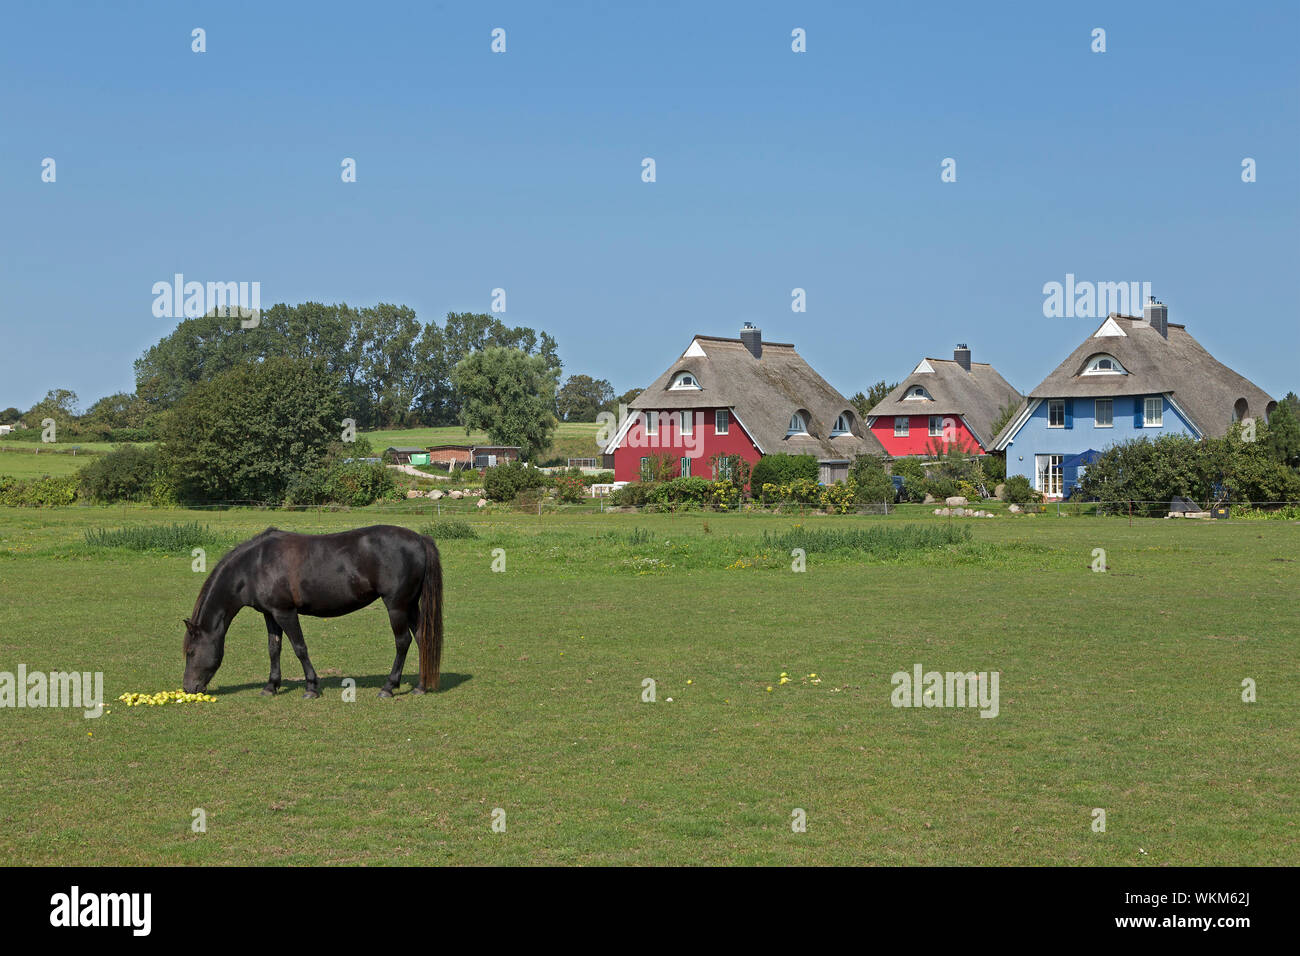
[831,413,852,436]
[669,371,701,390]
[787,412,809,436]
[904,386,933,401]
[1082,354,1127,375]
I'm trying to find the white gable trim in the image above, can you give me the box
[1093,316,1127,337]
[913,359,936,374]
[683,339,707,358]
[728,408,765,455]
[602,410,641,455]
[992,399,1041,451]
[1164,393,1203,440]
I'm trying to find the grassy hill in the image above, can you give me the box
[364,421,605,464]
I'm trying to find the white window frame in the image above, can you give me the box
[669,371,701,390]
[680,456,691,477]
[787,412,808,436]
[644,411,658,435]
[831,413,851,436]
[1083,354,1127,375]
[1094,398,1113,428]
[928,415,943,437]
[1144,396,1163,427]
[904,386,931,401]
[1047,399,1065,428]
[715,409,729,434]
[1035,454,1064,497]
[680,411,693,435]
[894,417,909,437]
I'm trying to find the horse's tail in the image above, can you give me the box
[417,536,444,691]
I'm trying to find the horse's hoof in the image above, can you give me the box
[261,687,277,696]
[410,686,426,696]
[378,688,393,699]
[303,690,320,699]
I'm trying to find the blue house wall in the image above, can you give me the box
[1003,394,1197,494]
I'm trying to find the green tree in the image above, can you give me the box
[450,347,559,460]
[159,357,347,504]
[0,407,22,424]
[25,388,80,432]
[1264,400,1300,468]
[850,381,898,417]
[557,374,614,422]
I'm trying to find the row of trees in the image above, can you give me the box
[133,304,563,429]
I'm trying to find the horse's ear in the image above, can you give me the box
[182,618,192,628]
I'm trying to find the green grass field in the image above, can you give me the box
[0,505,1296,865]
[364,422,603,463]
[0,446,102,478]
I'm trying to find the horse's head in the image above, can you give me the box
[182,617,225,693]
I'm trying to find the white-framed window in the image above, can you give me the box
[680,411,693,435]
[831,413,851,436]
[1144,396,1163,427]
[1035,454,1063,497]
[1094,398,1113,427]
[715,409,729,434]
[680,456,691,477]
[670,371,701,390]
[714,456,732,480]
[904,386,932,401]
[1083,354,1127,375]
[787,412,808,435]
[1048,399,1065,428]
[639,457,650,480]
[644,411,658,435]
[928,415,943,437]
[894,417,909,437]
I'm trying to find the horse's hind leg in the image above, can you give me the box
[274,610,321,699]
[379,597,414,698]
[262,612,284,696]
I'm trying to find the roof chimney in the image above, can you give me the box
[1143,296,1168,338]
[954,343,971,372]
[740,322,762,358]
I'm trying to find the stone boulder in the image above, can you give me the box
[405,490,423,499]
[428,490,444,500]
[923,494,936,504]
[945,496,968,508]
[994,483,1006,500]
[1008,504,1021,513]
[449,490,463,500]
[476,498,488,508]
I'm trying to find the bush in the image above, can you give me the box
[327,462,400,507]
[553,473,587,503]
[421,519,478,539]
[820,481,856,514]
[982,454,1006,483]
[79,444,163,503]
[483,461,547,502]
[0,474,79,507]
[610,482,658,508]
[650,476,712,505]
[709,479,741,510]
[750,454,818,493]
[923,477,958,500]
[890,456,927,502]
[1002,474,1036,504]
[84,522,231,553]
[854,470,895,506]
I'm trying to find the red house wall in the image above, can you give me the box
[870,415,984,457]
[612,409,761,483]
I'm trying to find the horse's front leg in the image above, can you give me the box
[274,610,321,699]
[262,612,283,696]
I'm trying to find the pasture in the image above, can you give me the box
[0,505,1295,865]
[364,421,603,463]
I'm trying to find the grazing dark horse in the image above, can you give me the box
[182,525,444,698]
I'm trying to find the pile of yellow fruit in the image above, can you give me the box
[118,689,216,707]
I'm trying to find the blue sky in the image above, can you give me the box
[3,0,1297,410]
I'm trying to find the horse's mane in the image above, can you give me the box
[186,527,281,643]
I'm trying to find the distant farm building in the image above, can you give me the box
[426,444,521,469]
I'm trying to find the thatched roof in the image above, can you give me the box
[993,314,1274,447]
[866,353,1021,449]
[619,334,884,460]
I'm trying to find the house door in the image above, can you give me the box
[1035,454,1063,497]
